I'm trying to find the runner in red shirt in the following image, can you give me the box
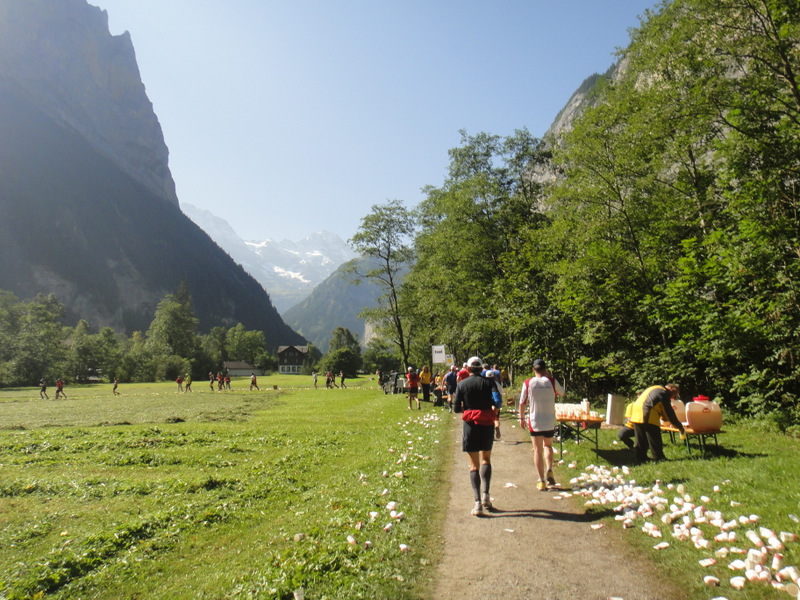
[406,367,420,410]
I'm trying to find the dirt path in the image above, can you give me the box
[432,415,680,600]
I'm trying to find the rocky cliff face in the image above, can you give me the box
[0,0,303,346]
[545,60,626,141]
[0,0,177,206]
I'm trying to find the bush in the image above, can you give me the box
[319,347,361,378]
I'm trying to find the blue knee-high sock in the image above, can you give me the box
[480,463,492,494]
[469,469,481,501]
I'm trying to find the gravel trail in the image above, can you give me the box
[432,415,681,600]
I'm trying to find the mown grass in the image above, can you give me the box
[0,375,453,599]
[548,409,800,600]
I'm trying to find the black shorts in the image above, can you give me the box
[462,421,495,453]
[529,429,555,438]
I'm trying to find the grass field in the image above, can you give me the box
[2,378,800,599]
[0,375,453,599]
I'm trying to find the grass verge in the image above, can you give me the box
[548,414,800,600]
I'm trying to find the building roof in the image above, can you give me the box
[277,345,309,354]
[223,361,255,369]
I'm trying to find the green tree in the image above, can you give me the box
[362,338,400,375]
[146,290,199,359]
[328,326,361,354]
[539,0,800,418]
[64,320,101,382]
[226,323,266,365]
[407,129,552,372]
[626,0,800,418]
[12,294,67,385]
[96,326,123,381]
[0,291,22,385]
[119,331,156,383]
[347,199,416,369]
[320,347,360,379]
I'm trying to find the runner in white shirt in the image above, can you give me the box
[518,358,564,490]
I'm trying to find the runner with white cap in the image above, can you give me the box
[454,356,503,516]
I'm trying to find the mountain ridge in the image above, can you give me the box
[181,204,357,313]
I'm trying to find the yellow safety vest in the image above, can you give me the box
[629,386,668,426]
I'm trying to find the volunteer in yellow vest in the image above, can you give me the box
[619,396,667,450]
[629,384,684,462]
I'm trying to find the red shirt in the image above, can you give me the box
[406,372,420,388]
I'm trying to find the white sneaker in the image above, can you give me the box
[481,493,493,510]
[471,501,484,516]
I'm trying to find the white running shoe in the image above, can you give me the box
[471,501,484,516]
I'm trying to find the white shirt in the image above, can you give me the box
[520,375,564,432]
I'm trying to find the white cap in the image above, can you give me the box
[467,356,483,368]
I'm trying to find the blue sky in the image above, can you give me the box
[91,1,659,242]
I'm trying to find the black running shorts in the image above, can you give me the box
[529,429,555,438]
[462,421,495,452]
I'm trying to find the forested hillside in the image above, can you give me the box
[391,0,799,426]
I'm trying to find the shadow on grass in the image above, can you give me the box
[593,446,766,465]
[681,445,766,460]
[593,448,637,467]
[483,507,615,523]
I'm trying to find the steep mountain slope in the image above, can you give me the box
[282,258,383,350]
[0,0,303,347]
[0,0,177,206]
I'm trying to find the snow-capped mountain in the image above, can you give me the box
[182,204,357,313]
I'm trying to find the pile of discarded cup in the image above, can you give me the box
[295,412,441,556]
[569,464,799,598]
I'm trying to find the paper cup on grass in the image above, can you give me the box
[778,566,800,582]
[729,559,746,570]
[746,530,764,547]
[760,527,776,539]
[699,558,717,567]
[730,576,746,590]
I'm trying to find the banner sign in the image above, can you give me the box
[431,345,446,364]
